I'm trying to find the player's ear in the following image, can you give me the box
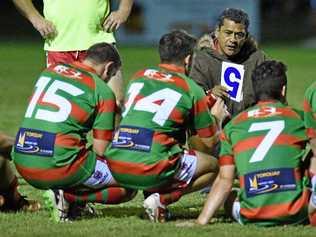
[100,61,114,82]
[281,85,286,97]
[184,55,191,66]
[281,85,287,99]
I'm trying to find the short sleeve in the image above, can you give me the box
[219,128,234,166]
[189,82,217,138]
[304,83,316,139]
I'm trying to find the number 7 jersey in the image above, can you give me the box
[219,101,310,226]
[106,64,217,189]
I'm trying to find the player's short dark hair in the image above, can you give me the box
[86,42,122,69]
[159,30,197,64]
[252,60,287,102]
[217,8,249,32]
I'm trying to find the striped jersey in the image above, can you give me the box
[219,100,310,226]
[105,64,217,189]
[12,62,116,189]
[303,82,316,139]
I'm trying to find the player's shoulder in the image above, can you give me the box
[305,82,316,96]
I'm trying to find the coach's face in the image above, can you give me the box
[216,19,247,57]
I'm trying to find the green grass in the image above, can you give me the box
[0,41,316,236]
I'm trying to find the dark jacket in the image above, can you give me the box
[189,33,267,116]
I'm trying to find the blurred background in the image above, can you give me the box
[1,0,316,45]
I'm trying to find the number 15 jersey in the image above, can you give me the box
[12,62,116,188]
[220,101,310,226]
[106,64,217,189]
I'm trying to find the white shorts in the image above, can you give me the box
[173,151,197,186]
[83,159,115,189]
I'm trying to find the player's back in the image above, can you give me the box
[223,101,310,225]
[13,63,113,167]
[106,66,213,189]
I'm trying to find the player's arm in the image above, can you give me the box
[93,139,110,157]
[0,132,14,160]
[12,0,56,38]
[192,98,228,150]
[103,0,134,32]
[196,164,235,225]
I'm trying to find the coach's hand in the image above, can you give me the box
[211,85,229,99]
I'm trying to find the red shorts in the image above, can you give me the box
[46,51,87,67]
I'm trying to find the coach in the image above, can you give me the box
[190,8,268,116]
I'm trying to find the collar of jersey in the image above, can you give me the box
[72,61,97,74]
[158,64,185,73]
[257,100,279,105]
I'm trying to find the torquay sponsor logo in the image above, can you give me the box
[15,128,55,157]
[111,126,153,152]
[16,131,41,153]
[245,168,296,197]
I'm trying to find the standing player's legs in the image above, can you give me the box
[143,150,218,222]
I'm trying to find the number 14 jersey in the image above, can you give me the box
[106,64,217,189]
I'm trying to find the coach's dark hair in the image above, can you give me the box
[86,42,122,68]
[252,60,287,102]
[159,30,197,64]
[217,8,249,32]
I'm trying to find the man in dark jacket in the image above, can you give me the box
[190,8,267,116]
[188,8,268,162]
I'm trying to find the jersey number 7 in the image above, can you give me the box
[248,120,285,163]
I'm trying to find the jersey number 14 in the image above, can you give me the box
[122,82,182,126]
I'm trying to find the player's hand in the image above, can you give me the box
[211,85,229,99]
[31,15,56,39]
[103,10,128,33]
[210,98,230,126]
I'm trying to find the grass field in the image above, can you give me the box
[0,41,316,236]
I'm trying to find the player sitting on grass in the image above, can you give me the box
[12,43,136,222]
[0,132,40,212]
[196,60,316,226]
[105,30,227,222]
[303,81,316,226]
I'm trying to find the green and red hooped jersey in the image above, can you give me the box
[12,62,116,189]
[105,64,217,190]
[219,101,310,226]
[303,82,316,139]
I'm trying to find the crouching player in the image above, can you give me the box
[105,30,227,222]
[12,43,136,222]
[303,81,316,225]
[0,132,40,212]
[196,60,316,226]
